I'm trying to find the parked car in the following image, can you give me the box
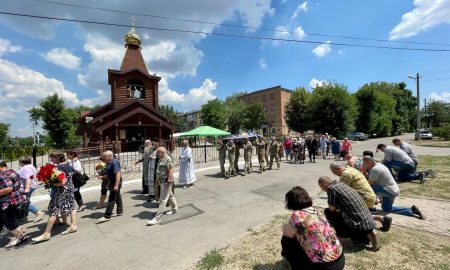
[415,130,433,140]
[346,132,368,141]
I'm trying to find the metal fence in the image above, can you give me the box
[0,141,221,177]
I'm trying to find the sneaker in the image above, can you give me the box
[419,172,427,184]
[147,218,161,226]
[32,233,51,243]
[96,217,111,224]
[165,209,178,215]
[34,212,45,223]
[111,213,123,217]
[182,185,188,189]
[380,216,392,232]
[367,231,381,251]
[412,205,426,220]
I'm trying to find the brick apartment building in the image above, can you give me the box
[178,110,202,132]
[239,85,292,136]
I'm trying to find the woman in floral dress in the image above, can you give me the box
[32,153,78,243]
[281,186,345,270]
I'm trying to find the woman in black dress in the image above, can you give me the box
[32,153,78,243]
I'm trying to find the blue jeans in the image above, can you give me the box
[26,188,39,214]
[383,160,419,181]
[372,185,414,217]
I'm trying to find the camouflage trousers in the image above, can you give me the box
[269,154,280,169]
[258,154,265,172]
[228,157,236,176]
[244,156,252,174]
[219,155,226,175]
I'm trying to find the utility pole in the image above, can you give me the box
[408,73,421,140]
[424,98,427,129]
[32,122,36,145]
[416,73,420,140]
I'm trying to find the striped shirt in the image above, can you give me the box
[327,180,376,231]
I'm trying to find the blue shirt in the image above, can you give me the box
[107,159,122,188]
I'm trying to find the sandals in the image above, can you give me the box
[61,227,77,235]
[77,205,87,212]
[5,236,29,248]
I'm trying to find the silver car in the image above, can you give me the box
[346,132,367,141]
[415,130,433,140]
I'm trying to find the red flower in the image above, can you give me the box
[58,172,65,181]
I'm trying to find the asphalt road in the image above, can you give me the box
[1,133,448,270]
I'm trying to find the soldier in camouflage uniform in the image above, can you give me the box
[217,139,227,177]
[226,140,236,178]
[243,136,253,175]
[256,136,266,173]
[234,141,241,174]
[264,138,270,165]
[269,138,281,170]
[147,147,178,225]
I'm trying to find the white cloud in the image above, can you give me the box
[430,91,450,102]
[290,1,308,20]
[389,0,450,40]
[0,38,22,56]
[259,58,268,70]
[309,78,326,89]
[312,41,332,57]
[272,25,290,45]
[159,78,218,110]
[294,26,306,39]
[0,58,106,135]
[44,48,81,69]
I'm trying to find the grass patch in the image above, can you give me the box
[196,248,225,270]
[194,214,450,270]
[413,139,450,148]
[397,155,450,200]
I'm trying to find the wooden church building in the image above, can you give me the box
[78,24,174,150]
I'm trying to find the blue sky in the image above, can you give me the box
[0,0,449,136]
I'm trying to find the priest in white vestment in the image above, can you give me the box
[178,140,197,188]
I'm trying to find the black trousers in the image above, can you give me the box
[308,149,316,162]
[281,236,345,270]
[324,209,370,244]
[104,187,123,218]
[74,189,84,206]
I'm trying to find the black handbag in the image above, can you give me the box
[72,162,89,188]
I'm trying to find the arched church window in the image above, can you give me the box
[127,79,145,99]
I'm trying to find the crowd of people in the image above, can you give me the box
[0,133,433,269]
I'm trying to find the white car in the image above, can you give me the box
[415,130,433,140]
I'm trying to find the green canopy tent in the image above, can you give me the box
[182,126,230,137]
[181,126,230,163]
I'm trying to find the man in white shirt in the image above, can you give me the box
[392,138,418,168]
[363,156,425,225]
[376,144,425,182]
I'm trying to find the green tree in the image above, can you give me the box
[242,102,265,131]
[284,87,311,132]
[308,82,357,136]
[200,99,226,130]
[355,82,396,136]
[0,123,9,146]
[424,100,450,128]
[28,94,84,149]
[224,95,246,134]
[159,104,184,132]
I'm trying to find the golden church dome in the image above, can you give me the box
[124,27,141,47]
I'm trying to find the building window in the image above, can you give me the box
[271,104,275,111]
[270,93,275,100]
[127,79,145,99]
[262,95,267,101]
[271,128,276,134]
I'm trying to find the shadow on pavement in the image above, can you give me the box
[253,259,290,270]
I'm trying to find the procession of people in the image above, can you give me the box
[0,130,432,266]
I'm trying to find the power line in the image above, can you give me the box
[1,11,450,52]
[422,76,450,82]
[422,68,450,77]
[31,0,450,48]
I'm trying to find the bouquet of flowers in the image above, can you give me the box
[95,161,107,176]
[37,164,65,190]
